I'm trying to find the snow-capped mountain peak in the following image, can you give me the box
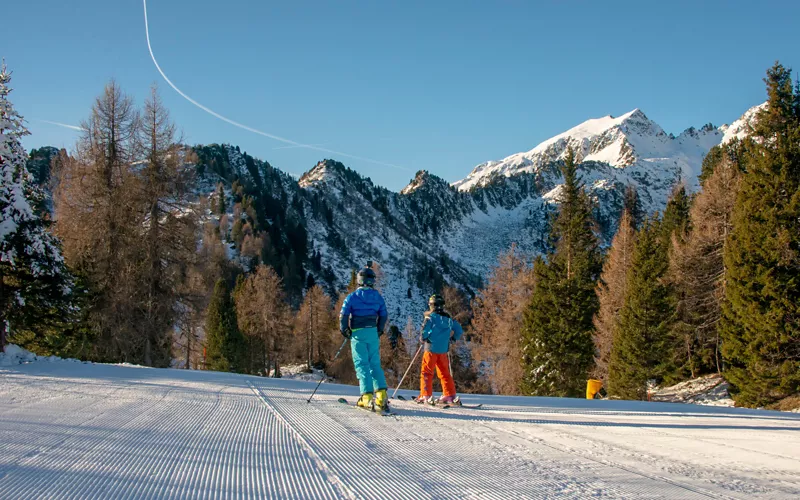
[298,160,338,188]
[452,108,726,194]
[401,170,454,195]
[453,109,667,192]
[721,102,767,144]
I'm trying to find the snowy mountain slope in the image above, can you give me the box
[453,108,723,196]
[2,355,800,499]
[179,104,765,328]
[721,102,767,144]
[426,104,764,278]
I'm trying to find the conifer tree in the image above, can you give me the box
[669,152,739,377]
[53,80,140,362]
[720,62,800,407]
[216,183,226,215]
[205,278,244,372]
[623,184,644,230]
[592,209,635,381]
[608,218,673,399]
[521,149,602,397]
[471,244,535,395]
[380,324,411,387]
[234,265,291,376]
[0,63,77,353]
[660,185,691,245]
[135,85,196,367]
[293,284,335,369]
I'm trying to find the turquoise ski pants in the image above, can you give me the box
[350,327,387,394]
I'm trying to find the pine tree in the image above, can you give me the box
[720,62,800,407]
[379,324,412,388]
[53,80,140,363]
[205,278,244,372]
[234,265,292,376]
[293,284,335,369]
[669,151,739,378]
[592,209,636,381]
[521,149,602,397]
[347,268,357,292]
[623,184,644,230]
[135,85,196,367]
[660,185,690,245]
[0,62,77,353]
[471,244,535,395]
[216,183,226,215]
[608,218,673,399]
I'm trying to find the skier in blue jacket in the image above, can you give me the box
[339,266,389,411]
[416,294,464,405]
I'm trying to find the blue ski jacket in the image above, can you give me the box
[421,312,463,354]
[340,287,388,333]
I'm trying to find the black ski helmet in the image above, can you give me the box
[428,294,445,311]
[357,267,377,288]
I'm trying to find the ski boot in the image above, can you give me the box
[414,395,435,405]
[438,395,456,405]
[374,389,389,413]
[357,393,374,410]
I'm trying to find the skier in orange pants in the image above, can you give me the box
[416,294,464,405]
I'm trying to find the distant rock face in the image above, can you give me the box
[150,104,767,328]
[293,104,764,323]
[720,102,766,144]
[453,108,723,196]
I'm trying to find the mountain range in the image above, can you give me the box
[34,102,764,327]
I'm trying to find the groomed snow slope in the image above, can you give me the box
[2,360,800,499]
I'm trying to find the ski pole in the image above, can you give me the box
[307,337,349,403]
[392,343,423,399]
[448,352,454,379]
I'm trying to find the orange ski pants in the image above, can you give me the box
[419,352,456,398]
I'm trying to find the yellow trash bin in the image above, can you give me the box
[586,379,603,400]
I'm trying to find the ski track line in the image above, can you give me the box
[415,406,684,500]
[27,388,177,499]
[0,376,144,489]
[411,399,799,423]
[0,373,345,499]
[248,381,355,500]
[523,408,800,497]
[254,386,486,500]
[257,384,637,499]
[557,422,800,497]
[413,401,733,500]
[0,388,167,498]
[435,402,799,499]
[492,422,729,500]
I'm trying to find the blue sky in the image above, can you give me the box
[5,0,798,191]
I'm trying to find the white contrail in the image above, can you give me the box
[40,120,84,131]
[273,143,328,150]
[142,0,410,172]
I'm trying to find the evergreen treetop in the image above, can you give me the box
[521,149,601,397]
[720,62,800,407]
[0,62,76,353]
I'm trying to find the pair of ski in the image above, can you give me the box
[396,394,483,410]
[337,397,397,416]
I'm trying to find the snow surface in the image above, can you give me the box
[652,374,735,408]
[3,349,800,499]
[721,103,766,144]
[452,108,723,194]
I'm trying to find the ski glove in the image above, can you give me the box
[341,328,352,339]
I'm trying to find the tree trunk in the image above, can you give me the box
[144,338,152,366]
[0,270,6,353]
[185,325,191,369]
